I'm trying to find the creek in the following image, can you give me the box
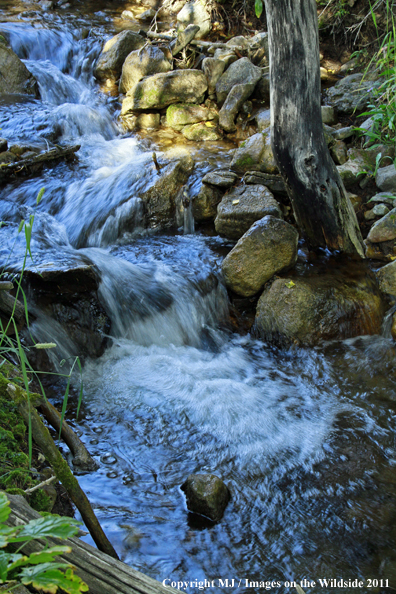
[0,3,396,593]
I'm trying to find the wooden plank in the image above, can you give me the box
[6,493,181,594]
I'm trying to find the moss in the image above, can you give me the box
[30,488,52,512]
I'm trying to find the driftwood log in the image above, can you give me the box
[6,493,180,594]
[0,145,80,184]
[263,0,365,256]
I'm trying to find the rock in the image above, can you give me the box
[226,35,250,51]
[0,43,38,96]
[376,165,396,192]
[202,57,225,96]
[255,107,271,132]
[326,73,379,115]
[121,9,134,20]
[171,24,200,56]
[122,112,160,131]
[367,208,396,243]
[216,57,262,104]
[176,0,212,39]
[321,105,337,125]
[193,184,224,221]
[337,157,366,189]
[39,0,53,9]
[248,32,269,55]
[230,130,277,175]
[140,154,194,228]
[330,140,348,165]
[215,184,282,240]
[253,72,270,105]
[364,208,377,221]
[375,261,396,296]
[332,126,355,140]
[218,83,255,132]
[136,8,156,20]
[0,138,7,152]
[119,45,172,94]
[373,203,390,216]
[166,103,216,130]
[181,473,230,522]
[365,238,396,261]
[182,122,221,141]
[201,170,238,188]
[348,192,361,212]
[213,48,237,69]
[0,151,17,164]
[94,31,145,83]
[255,270,385,346]
[244,171,287,195]
[222,215,298,297]
[121,70,207,113]
[369,192,396,207]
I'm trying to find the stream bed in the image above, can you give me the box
[1,3,396,593]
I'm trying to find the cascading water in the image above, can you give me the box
[1,5,396,593]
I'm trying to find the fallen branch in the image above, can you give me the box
[7,383,118,560]
[40,400,98,472]
[0,144,80,184]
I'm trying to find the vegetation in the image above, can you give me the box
[0,491,88,593]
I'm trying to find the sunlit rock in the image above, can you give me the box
[216,57,261,104]
[0,42,38,96]
[94,30,145,83]
[231,130,277,174]
[222,215,298,297]
[215,185,283,240]
[176,0,212,39]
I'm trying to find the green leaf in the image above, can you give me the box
[17,219,25,234]
[5,552,28,575]
[0,550,12,581]
[285,280,296,289]
[20,564,89,594]
[255,0,263,18]
[36,187,45,206]
[0,493,11,524]
[24,546,72,566]
[8,515,81,543]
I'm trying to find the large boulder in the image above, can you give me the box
[326,73,379,115]
[201,170,238,188]
[215,185,282,240]
[222,216,298,297]
[181,474,230,522]
[119,45,172,94]
[94,30,145,83]
[230,130,277,174]
[218,83,256,133]
[255,270,385,346]
[0,43,38,96]
[176,0,212,39]
[121,70,207,113]
[140,154,194,228]
[367,208,396,243]
[166,103,216,130]
[215,57,262,103]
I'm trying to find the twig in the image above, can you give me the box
[24,475,57,494]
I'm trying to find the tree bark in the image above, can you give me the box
[263,0,365,257]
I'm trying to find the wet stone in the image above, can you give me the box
[0,138,7,152]
[367,208,396,243]
[181,473,230,522]
[201,170,238,188]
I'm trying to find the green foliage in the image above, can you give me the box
[254,0,263,19]
[354,0,396,168]
[0,491,88,593]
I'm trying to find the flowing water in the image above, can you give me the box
[1,4,396,593]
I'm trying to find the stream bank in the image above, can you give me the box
[0,1,396,592]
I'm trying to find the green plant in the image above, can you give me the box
[354,0,396,167]
[254,0,263,18]
[0,491,88,593]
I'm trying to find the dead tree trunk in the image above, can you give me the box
[263,0,365,257]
